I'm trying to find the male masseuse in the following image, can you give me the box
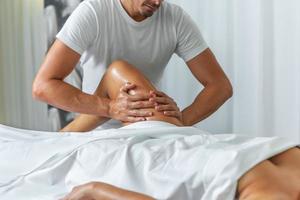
[33,0,232,131]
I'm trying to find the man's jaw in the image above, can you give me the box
[143,3,157,12]
[141,2,159,17]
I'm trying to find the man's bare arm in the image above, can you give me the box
[181,48,233,126]
[34,40,157,130]
[32,40,111,117]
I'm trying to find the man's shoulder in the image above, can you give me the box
[80,0,112,11]
[75,0,115,20]
[162,1,183,11]
[83,0,109,5]
[160,2,185,19]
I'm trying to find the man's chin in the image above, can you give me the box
[140,9,155,18]
[142,12,154,17]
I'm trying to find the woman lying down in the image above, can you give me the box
[1,61,299,200]
[58,61,300,200]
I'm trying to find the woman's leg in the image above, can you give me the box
[61,60,300,200]
[61,60,182,132]
[99,60,182,126]
[97,61,300,199]
[60,73,110,132]
[237,148,300,200]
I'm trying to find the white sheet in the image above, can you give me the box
[0,121,298,200]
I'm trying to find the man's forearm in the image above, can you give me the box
[181,82,232,126]
[33,79,110,116]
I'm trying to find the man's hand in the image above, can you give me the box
[108,83,155,123]
[149,91,183,122]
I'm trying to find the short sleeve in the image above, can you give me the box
[174,8,208,62]
[56,2,98,55]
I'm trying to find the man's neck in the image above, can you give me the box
[120,0,147,22]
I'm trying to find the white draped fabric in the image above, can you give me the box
[0,121,297,199]
[163,0,300,142]
[0,0,49,130]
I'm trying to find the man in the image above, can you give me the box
[32,0,233,130]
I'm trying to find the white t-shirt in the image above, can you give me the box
[56,0,208,129]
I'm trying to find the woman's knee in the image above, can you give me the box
[105,60,155,93]
[106,60,139,79]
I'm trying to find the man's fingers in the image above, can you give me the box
[125,116,146,123]
[162,111,180,118]
[150,96,171,105]
[128,110,153,117]
[155,104,177,111]
[120,82,136,93]
[129,101,155,109]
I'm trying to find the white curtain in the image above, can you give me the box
[163,0,300,142]
[0,0,49,130]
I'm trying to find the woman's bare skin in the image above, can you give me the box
[62,60,300,200]
[101,60,183,127]
[60,60,183,132]
[62,182,154,200]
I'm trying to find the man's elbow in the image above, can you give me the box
[222,79,233,100]
[32,79,47,101]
